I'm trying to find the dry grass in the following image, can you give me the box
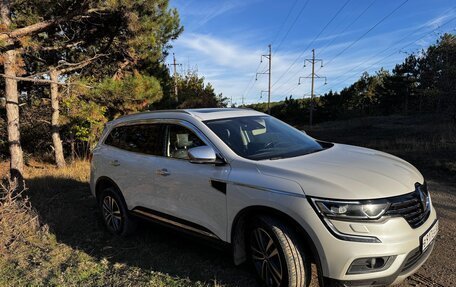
[0,178,43,263]
[25,160,90,184]
[0,160,253,287]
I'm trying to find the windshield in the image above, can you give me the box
[204,116,325,160]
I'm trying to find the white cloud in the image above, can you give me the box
[424,8,456,29]
[178,33,259,70]
[173,30,411,105]
[176,0,260,31]
[170,4,456,106]
[174,32,308,105]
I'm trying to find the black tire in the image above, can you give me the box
[99,187,136,236]
[248,215,311,287]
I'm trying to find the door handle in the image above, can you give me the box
[110,160,120,166]
[156,168,170,176]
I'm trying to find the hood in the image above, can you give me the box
[255,144,423,200]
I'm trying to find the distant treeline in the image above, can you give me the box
[247,34,456,126]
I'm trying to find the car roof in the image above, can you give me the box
[109,108,266,125]
[185,108,265,121]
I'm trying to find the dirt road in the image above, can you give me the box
[396,179,456,287]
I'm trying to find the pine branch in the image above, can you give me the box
[0,74,91,88]
[39,41,85,51]
[57,54,107,73]
[0,8,109,43]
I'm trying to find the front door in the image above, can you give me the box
[151,122,230,240]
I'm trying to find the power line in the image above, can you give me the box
[323,0,409,68]
[270,0,299,46]
[320,12,456,93]
[318,0,377,56]
[241,0,304,105]
[241,60,263,105]
[275,0,409,100]
[273,0,311,55]
[271,0,351,91]
[282,84,299,98]
[240,0,304,105]
[279,0,375,101]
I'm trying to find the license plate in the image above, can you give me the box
[421,220,438,252]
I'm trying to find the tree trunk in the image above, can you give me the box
[4,49,24,178]
[70,133,75,163]
[50,68,66,168]
[2,0,24,179]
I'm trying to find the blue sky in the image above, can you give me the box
[169,0,456,105]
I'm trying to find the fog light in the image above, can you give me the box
[347,256,395,274]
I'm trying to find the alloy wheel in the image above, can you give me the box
[250,227,284,287]
[102,195,122,232]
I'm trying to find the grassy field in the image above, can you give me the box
[0,161,257,287]
[0,114,455,287]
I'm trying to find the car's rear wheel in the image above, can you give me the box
[249,215,310,287]
[99,187,136,236]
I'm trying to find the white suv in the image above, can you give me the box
[90,108,437,287]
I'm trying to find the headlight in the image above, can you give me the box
[311,198,390,220]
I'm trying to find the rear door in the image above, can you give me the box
[101,123,164,209]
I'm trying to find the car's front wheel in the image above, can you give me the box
[249,215,310,287]
[99,187,136,236]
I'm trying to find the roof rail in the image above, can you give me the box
[115,109,191,120]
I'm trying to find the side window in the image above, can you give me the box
[104,124,164,155]
[166,124,206,160]
[104,126,126,149]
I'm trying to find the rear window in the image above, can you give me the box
[104,124,164,155]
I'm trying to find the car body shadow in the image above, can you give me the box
[26,176,259,287]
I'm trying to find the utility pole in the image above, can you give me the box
[168,53,182,102]
[256,44,272,114]
[298,49,326,126]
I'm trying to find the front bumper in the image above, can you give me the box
[322,240,435,286]
[300,200,438,285]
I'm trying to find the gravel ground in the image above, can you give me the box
[396,179,456,287]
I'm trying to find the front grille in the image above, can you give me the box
[384,184,430,228]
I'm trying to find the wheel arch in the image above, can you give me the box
[230,205,323,283]
[95,176,122,203]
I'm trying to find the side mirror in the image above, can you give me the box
[188,146,225,164]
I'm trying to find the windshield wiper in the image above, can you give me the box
[268,156,284,160]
